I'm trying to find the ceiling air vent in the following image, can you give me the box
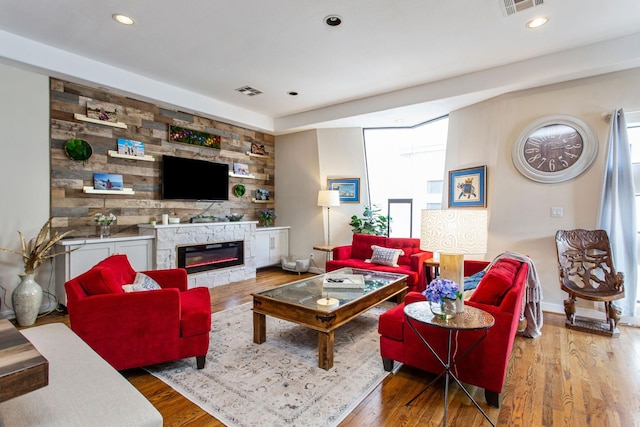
[235,86,263,96]
[499,0,544,16]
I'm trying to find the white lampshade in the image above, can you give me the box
[421,209,488,287]
[317,190,340,207]
[420,209,488,254]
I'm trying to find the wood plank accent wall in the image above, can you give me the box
[49,79,275,237]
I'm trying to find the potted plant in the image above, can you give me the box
[0,219,74,326]
[258,209,276,227]
[94,212,117,238]
[349,205,390,236]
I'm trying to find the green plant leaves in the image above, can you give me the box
[64,138,93,162]
[349,205,390,235]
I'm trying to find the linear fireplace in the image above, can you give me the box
[177,241,244,274]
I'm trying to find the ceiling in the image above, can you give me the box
[0,0,639,133]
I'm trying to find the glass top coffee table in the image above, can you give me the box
[252,267,408,370]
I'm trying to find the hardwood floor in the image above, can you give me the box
[21,268,640,426]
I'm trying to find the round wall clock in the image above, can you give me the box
[512,114,598,183]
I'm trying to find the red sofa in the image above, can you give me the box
[65,254,211,370]
[378,257,528,407]
[326,234,432,292]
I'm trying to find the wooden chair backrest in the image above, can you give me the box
[555,229,624,297]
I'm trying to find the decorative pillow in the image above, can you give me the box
[470,260,520,306]
[77,266,123,295]
[367,245,404,267]
[128,272,162,292]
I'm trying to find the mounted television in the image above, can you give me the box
[162,155,229,201]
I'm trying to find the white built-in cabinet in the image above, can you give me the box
[54,236,154,306]
[255,226,289,268]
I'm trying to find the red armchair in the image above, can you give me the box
[378,257,528,407]
[326,234,433,292]
[65,254,211,370]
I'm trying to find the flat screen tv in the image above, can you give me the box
[162,155,229,201]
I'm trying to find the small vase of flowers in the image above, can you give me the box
[94,213,117,238]
[258,209,276,227]
[423,278,460,320]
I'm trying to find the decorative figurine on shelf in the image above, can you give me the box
[423,278,460,320]
[94,213,117,238]
[258,209,276,227]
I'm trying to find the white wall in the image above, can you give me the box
[446,68,640,319]
[0,63,50,317]
[275,128,369,271]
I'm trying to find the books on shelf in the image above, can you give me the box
[322,274,365,289]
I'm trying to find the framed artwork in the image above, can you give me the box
[448,166,487,208]
[93,173,124,191]
[255,189,270,200]
[327,178,360,203]
[117,138,144,156]
[169,125,221,149]
[86,101,118,123]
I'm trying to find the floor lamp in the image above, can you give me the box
[317,190,340,245]
[420,209,488,287]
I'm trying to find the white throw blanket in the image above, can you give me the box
[484,251,543,338]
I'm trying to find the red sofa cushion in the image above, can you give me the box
[377,303,405,341]
[350,234,387,260]
[76,254,137,296]
[469,258,521,306]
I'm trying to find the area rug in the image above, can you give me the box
[145,302,394,427]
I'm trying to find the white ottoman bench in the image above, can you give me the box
[0,323,162,426]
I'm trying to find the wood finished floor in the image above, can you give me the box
[21,268,640,426]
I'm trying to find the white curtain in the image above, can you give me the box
[597,108,638,317]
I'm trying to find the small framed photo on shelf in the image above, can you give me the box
[93,173,124,191]
[448,165,487,208]
[250,142,266,155]
[233,163,250,176]
[117,138,145,156]
[86,101,118,123]
[327,177,360,203]
[255,189,270,200]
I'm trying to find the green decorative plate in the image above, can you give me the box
[233,184,246,197]
[64,138,93,162]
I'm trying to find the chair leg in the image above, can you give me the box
[563,296,576,324]
[196,355,206,369]
[382,357,395,372]
[485,389,500,408]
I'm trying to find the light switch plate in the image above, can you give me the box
[551,207,564,218]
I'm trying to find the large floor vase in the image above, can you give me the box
[12,273,43,326]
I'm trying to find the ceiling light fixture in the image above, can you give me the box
[112,14,135,25]
[324,15,342,27]
[235,86,263,96]
[287,91,298,96]
[526,17,548,29]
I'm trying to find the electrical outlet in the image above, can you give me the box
[309,253,314,259]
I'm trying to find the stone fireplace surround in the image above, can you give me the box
[138,222,257,289]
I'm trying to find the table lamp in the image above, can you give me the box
[317,190,340,245]
[420,209,488,287]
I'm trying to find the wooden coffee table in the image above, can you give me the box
[0,320,49,402]
[252,268,407,370]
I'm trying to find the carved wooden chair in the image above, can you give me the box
[555,229,625,336]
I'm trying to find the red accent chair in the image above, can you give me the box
[378,258,528,407]
[326,234,433,292]
[65,254,211,370]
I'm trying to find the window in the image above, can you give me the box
[364,117,449,237]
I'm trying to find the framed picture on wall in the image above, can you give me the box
[327,178,360,203]
[448,166,487,208]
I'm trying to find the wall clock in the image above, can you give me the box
[512,114,598,183]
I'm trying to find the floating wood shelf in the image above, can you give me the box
[83,186,135,195]
[107,150,155,162]
[252,199,273,203]
[245,151,269,158]
[74,114,128,129]
[229,173,257,179]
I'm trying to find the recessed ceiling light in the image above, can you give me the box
[526,17,548,29]
[287,91,298,96]
[324,15,342,27]
[112,14,135,25]
[235,86,263,96]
